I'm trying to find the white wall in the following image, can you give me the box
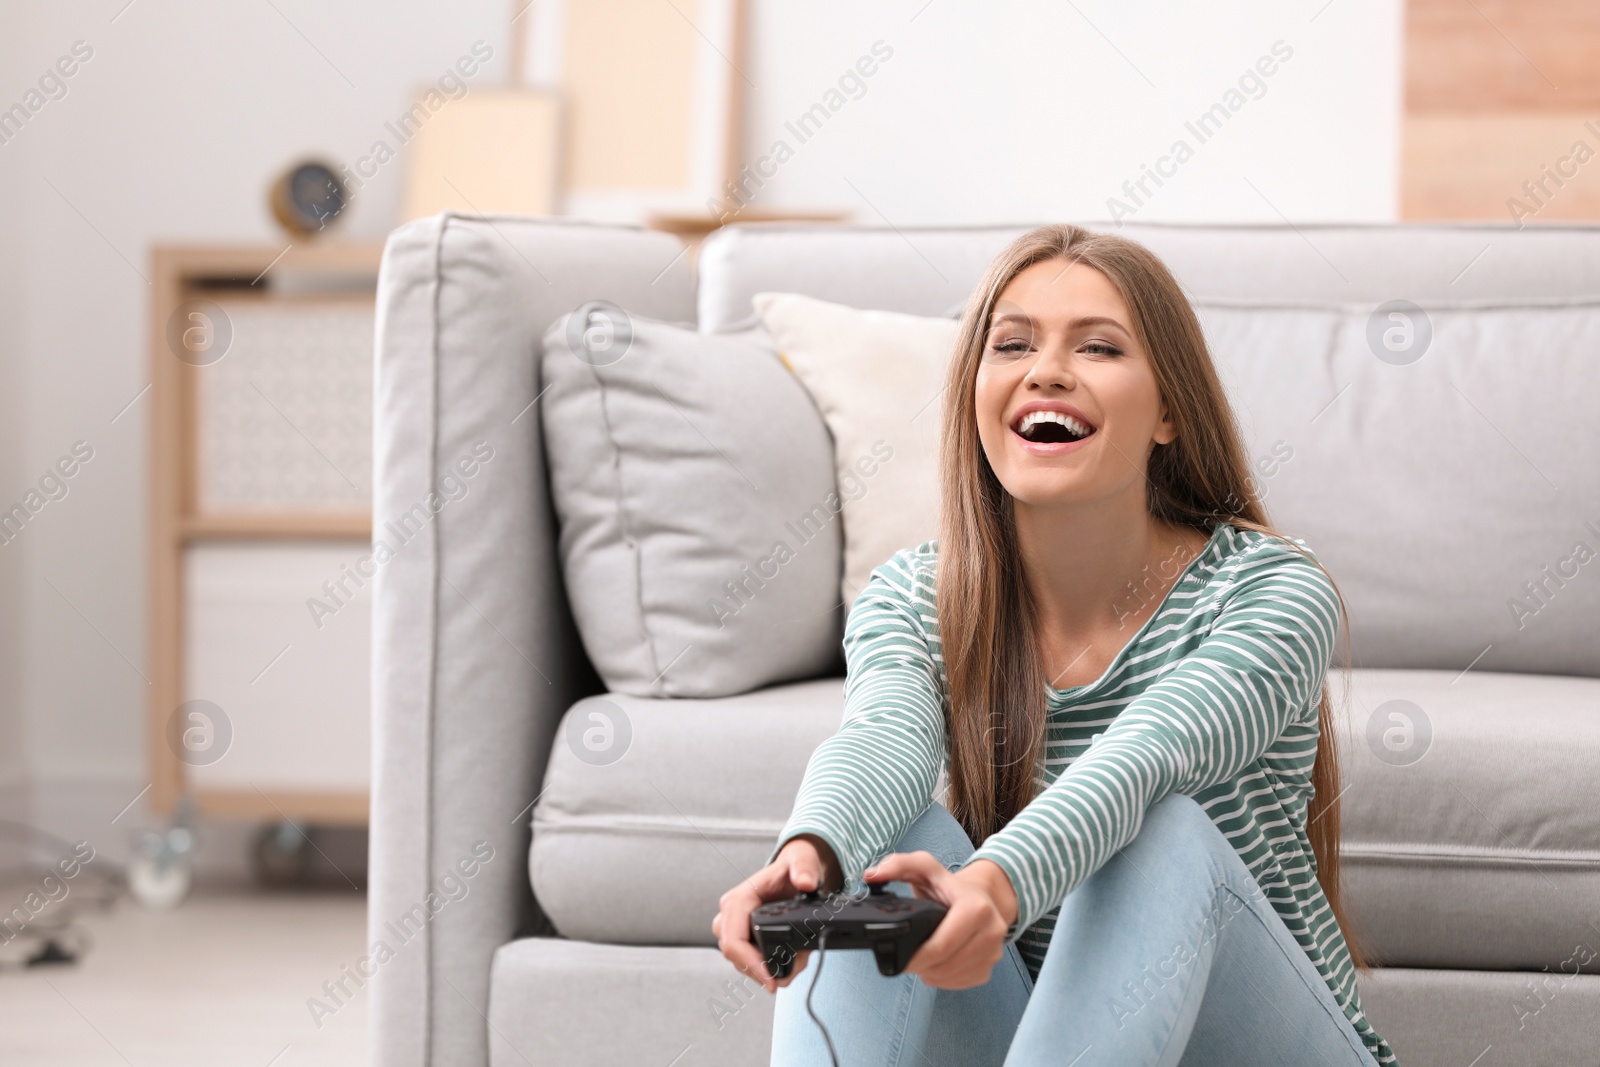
[0,0,506,871]
[1,0,1401,871]
[738,0,1401,224]
[0,8,28,862]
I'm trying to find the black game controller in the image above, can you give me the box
[750,883,947,979]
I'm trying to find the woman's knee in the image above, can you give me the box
[1062,793,1244,925]
[1120,792,1233,872]
[885,802,975,871]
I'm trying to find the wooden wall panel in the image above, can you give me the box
[1403,0,1600,220]
[1403,114,1600,221]
[1407,0,1600,111]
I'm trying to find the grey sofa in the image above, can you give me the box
[368,216,1600,1067]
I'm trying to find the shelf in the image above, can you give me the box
[196,789,370,827]
[181,512,372,540]
[645,209,849,239]
[154,242,385,287]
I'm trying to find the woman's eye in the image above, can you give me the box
[984,338,1031,360]
[1082,342,1123,357]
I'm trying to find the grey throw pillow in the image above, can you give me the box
[540,305,845,697]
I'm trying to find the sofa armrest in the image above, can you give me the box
[368,213,695,1067]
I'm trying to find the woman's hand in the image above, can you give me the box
[713,834,840,994]
[865,853,1020,990]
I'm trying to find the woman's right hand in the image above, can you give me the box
[713,833,839,994]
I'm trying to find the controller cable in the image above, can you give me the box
[804,930,841,1067]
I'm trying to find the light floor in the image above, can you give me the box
[0,888,368,1065]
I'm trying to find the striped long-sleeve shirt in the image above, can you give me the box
[776,522,1394,1065]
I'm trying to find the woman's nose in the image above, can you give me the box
[1023,343,1076,388]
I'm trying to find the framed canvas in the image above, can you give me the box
[402,88,561,220]
[522,0,746,221]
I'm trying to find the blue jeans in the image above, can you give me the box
[771,794,1375,1067]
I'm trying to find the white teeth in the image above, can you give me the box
[1016,410,1092,438]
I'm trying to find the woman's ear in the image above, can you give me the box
[1153,399,1179,446]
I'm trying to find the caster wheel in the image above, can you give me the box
[129,827,195,909]
[252,821,312,887]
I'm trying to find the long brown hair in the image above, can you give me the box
[936,224,1365,968]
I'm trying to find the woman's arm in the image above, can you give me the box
[771,549,948,889]
[969,538,1340,939]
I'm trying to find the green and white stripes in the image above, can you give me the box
[777,523,1394,1065]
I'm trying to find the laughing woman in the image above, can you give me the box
[713,225,1395,1066]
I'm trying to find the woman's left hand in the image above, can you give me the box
[863,853,1020,990]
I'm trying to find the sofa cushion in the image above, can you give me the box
[533,668,1600,976]
[489,940,774,1067]
[698,223,1029,332]
[1201,298,1600,679]
[1358,968,1600,1067]
[1335,667,1600,974]
[752,292,959,607]
[530,679,845,944]
[540,310,845,697]
[699,223,1600,679]
[485,944,1600,1067]
[697,222,1600,333]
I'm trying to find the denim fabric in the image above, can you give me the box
[771,794,1377,1067]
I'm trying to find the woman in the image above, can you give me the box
[713,225,1395,1066]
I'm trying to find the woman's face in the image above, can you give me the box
[974,257,1176,510]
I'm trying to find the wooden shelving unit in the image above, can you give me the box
[147,242,384,827]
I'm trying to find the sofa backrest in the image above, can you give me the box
[698,222,1600,679]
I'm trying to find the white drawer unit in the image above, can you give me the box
[182,541,372,795]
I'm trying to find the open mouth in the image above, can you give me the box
[1012,410,1097,445]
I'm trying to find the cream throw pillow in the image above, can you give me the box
[752,292,959,608]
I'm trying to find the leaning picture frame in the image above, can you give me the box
[522,0,746,221]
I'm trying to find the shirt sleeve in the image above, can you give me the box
[968,538,1341,939]
[770,549,947,887]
